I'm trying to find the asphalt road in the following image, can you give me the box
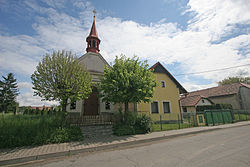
[31,125,250,167]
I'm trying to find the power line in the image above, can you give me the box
[174,63,250,76]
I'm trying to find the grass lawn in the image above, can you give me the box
[0,114,82,148]
[152,123,192,132]
[233,114,250,121]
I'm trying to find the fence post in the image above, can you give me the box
[188,114,191,127]
[245,110,247,121]
[160,115,162,131]
[178,114,181,129]
[192,113,196,127]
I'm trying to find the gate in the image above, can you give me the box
[204,110,233,126]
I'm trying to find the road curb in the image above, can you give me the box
[1,122,250,166]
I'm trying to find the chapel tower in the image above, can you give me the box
[86,10,100,53]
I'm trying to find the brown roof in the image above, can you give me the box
[88,17,98,38]
[180,95,202,107]
[188,83,250,98]
[150,62,187,94]
[180,95,213,107]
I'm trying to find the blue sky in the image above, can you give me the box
[0,0,249,106]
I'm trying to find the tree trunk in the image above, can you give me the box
[125,102,129,113]
[124,101,129,122]
[61,98,68,127]
[62,98,67,113]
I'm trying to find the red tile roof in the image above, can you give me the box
[188,83,250,98]
[180,95,202,107]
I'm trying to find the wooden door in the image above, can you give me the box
[84,87,99,115]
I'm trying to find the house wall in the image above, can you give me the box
[67,98,119,115]
[67,100,83,114]
[186,106,196,113]
[209,94,241,109]
[239,87,250,110]
[138,73,181,121]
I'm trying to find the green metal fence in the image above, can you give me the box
[149,113,197,132]
[204,109,250,126]
[148,109,250,132]
[204,110,233,126]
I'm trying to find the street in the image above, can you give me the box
[31,125,250,167]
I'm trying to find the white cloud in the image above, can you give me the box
[1,0,250,105]
[182,82,217,92]
[17,82,58,106]
[18,82,33,89]
[17,92,58,106]
[187,0,250,41]
[0,34,46,75]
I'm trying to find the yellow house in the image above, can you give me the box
[138,62,187,121]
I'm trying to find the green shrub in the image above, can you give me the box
[135,114,151,134]
[196,104,233,112]
[49,127,70,143]
[113,112,151,136]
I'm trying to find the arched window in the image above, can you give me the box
[93,40,96,47]
[88,40,91,47]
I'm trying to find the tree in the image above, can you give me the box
[0,73,19,113]
[31,50,92,113]
[218,76,250,85]
[99,55,156,116]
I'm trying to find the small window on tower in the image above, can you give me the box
[88,40,91,47]
[93,40,96,47]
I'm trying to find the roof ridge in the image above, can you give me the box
[189,82,242,93]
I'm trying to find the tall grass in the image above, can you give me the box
[0,114,82,148]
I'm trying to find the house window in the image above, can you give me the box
[151,101,159,114]
[202,99,205,103]
[105,102,110,110]
[70,101,76,110]
[183,107,187,113]
[161,81,166,88]
[163,101,171,113]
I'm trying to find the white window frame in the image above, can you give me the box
[162,100,171,114]
[70,101,76,110]
[160,80,166,88]
[150,101,160,114]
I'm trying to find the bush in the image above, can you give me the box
[113,112,151,136]
[135,114,151,134]
[0,115,82,148]
[196,104,233,112]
